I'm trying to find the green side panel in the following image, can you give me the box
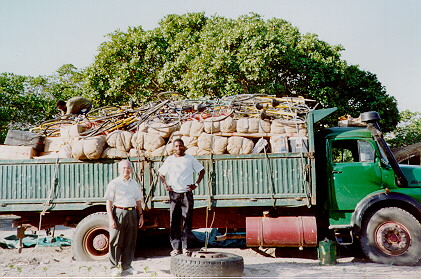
[1,153,314,212]
[146,153,312,209]
[0,159,118,212]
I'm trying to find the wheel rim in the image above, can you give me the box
[375,221,411,256]
[83,226,109,260]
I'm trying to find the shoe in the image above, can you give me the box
[122,267,138,275]
[183,249,192,256]
[170,249,181,257]
[111,267,121,277]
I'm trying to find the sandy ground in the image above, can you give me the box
[1,216,421,278]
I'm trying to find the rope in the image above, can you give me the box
[36,157,60,248]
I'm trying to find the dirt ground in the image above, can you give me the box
[1,217,421,278]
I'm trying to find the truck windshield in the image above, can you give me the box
[332,139,375,163]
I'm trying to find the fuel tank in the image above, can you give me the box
[246,216,317,247]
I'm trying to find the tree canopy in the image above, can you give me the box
[0,65,86,142]
[386,110,421,148]
[1,13,401,144]
[85,13,399,130]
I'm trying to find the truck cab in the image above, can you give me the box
[318,112,421,266]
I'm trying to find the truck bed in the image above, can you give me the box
[0,152,313,214]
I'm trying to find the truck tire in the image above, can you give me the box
[170,252,244,277]
[72,212,109,261]
[360,207,421,266]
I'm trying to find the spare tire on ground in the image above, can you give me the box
[170,251,244,277]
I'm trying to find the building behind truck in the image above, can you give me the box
[0,107,421,266]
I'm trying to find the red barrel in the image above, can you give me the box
[246,216,317,247]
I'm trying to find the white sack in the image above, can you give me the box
[101,147,129,159]
[271,120,286,134]
[129,148,146,157]
[72,136,106,160]
[143,134,165,152]
[131,132,146,150]
[106,130,133,151]
[198,133,228,154]
[227,136,254,154]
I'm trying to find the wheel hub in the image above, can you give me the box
[375,221,411,256]
[92,233,109,251]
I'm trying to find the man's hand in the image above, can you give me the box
[187,184,197,191]
[165,184,173,191]
[138,215,144,228]
[109,218,117,229]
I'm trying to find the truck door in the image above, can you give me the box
[329,139,382,210]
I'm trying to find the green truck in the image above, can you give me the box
[1,108,420,266]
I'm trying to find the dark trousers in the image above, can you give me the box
[109,208,138,270]
[169,191,194,250]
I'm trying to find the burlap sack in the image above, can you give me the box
[72,136,106,160]
[143,134,165,152]
[131,132,146,149]
[186,146,212,156]
[204,121,220,133]
[60,124,86,139]
[146,144,173,157]
[227,136,254,155]
[191,121,204,137]
[271,120,286,134]
[237,118,271,133]
[147,123,177,138]
[101,147,129,159]
[181,136,198,148]
[106,130,133,151]
[180,120,204,137]
[129,148,146,157]
[198,133,228,154]
[220,117,237,133]
[71,139,86,160]
[84,136,106,159]
[58,144,73,158]
[180,121,192,136]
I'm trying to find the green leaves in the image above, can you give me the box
[1,13,400,141]
[387,110,421,148]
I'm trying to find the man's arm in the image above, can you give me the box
[188,169,205,191]
[159,174,173,191]
[106,200,117,229]
[136,200,144,228]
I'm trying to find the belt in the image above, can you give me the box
[114,206,135,211]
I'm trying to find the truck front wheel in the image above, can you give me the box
[360,207,421,266]
[72,212,109,261]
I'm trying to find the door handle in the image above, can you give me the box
[332,171,342,174]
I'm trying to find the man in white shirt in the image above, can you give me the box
[104,160,144,277]
[158,138,205,256]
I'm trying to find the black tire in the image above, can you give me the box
[170,252,244,277]
[72,212,109,261]
[360,207,421,266]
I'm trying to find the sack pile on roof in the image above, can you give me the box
[0,94,316,160]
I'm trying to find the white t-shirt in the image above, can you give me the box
[104,176,143,207]
[158,154,204,193]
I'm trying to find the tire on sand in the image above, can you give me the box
[171,252,244,277]
[72,212,109,261]
[360,207,421,266]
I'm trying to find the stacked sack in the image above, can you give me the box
[34,116,308,160]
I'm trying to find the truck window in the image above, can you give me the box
[332,140,375,163]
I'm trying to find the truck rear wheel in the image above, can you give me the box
[72,212,109,261]
[360,207,421,266]
[170,251,244,277]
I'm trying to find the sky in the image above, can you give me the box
[1,0,420,112]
